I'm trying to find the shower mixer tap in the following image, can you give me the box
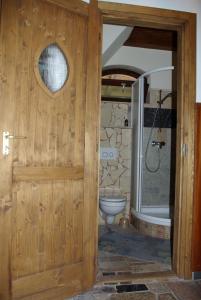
[151,141,166,149]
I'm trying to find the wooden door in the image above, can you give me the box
[0,0,101,299]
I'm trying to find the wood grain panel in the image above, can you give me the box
[0,0,100,298]
[12,0,86,167]
[12,262,83,299]
[14,285,82,300]
[9,0,88,293]
[192,103,201,272]
[12,180,84,278]
[44,0,88,17]
[13,166,84,181]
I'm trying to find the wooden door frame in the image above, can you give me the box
[98,1,196,279]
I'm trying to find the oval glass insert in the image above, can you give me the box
[38,43,68,93]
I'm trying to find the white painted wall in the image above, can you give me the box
[102,25,133,65]
[102,25,126,53]
[105,46,172,90]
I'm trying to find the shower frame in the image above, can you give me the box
[99,2,196,279]
[132,66,174,215]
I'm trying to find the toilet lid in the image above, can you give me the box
[100,195,126,202]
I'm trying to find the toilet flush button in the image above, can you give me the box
[100,147,118,160]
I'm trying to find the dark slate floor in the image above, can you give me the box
[98,225,172,265]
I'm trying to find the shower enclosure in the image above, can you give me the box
[131,67,174,234]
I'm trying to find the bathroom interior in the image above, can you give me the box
[98,24,177,281]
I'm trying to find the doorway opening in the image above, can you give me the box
[98,23,178,282]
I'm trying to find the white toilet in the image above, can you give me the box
[99,195,127,224]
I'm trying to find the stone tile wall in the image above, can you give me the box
[101,102,131,128]
[100,102,132,224]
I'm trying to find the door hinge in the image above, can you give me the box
[182,143,188,157]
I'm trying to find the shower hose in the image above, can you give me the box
[145,107,161,173]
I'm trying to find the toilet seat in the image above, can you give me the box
[100,195,126,202]
[99,195,127,224]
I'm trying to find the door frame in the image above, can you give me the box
[98,1,196,279]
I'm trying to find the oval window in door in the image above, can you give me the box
[38,43,69,93]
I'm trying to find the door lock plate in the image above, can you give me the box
[3,131,10,156]
[2,131,27,156]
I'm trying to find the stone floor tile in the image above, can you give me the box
[167,281,201,300]
[129,263,170,274]
[100,256,127,262]
[94,294,111,300]
[158,294,177,300]
[195,280,201,292]
[65,280,201,300]
[67,295,95,300]
[99,286,117,294]
[123,257,150,265]
[100,261,130,272]
[110,292,156,300]
[146,282,171,294]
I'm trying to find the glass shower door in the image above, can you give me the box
[131,66,174,218]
